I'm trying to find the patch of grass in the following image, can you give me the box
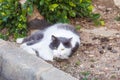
[81,71,90,80]
[90,59,95,62]
[75,25,81,30]
[75,61,81,66]
[110,74,116,79]
[81,71,90,76]
[94,19,105,26]
[0,33,8,40]
[115,16,120,21]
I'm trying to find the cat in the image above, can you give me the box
[16,23,80,61]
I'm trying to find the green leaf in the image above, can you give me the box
[0,0,3,2]
[81,71,90,76]
[69,2,76,7]
[39,0,44,5]
[91,13,100,20]
[100,20,105,26]
[3,16,8,22]
[27,5,33,15]
[75,25,81,30]
[114,16,120,21]
[80,0,82,3]
[88,5,94,11]
[69,10,76,17]
[49,4,59,11]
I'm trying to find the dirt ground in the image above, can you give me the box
[50,0,120,80]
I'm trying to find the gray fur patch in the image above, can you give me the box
[27,18,52,30]
[56,23,79,36]
[23,31,44,45]
[69,42,79,57]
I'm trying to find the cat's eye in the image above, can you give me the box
[61,49,64,51]
[64,42,69,46]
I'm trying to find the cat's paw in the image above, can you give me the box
[39,55,54,62]
[45,58,54,62]
[16,38,24,43]
[20,44,36,55]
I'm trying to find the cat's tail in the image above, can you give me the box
[16,38,24,43]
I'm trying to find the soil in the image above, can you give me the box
[50,0,120,80]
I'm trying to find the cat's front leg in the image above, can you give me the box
[37,50,54,61]
[20,43,36,56]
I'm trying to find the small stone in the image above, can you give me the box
[90,64,94,68]
[89,55,95,57]
[92,37,98,40]
[99,47,106,54]
[99,50,106,54]
[90,59,95,62]
[107,46,112,50]
[100,37,109,43]
[105,8,112,13]
[106,8,112,11]
[102,46,106,49]
[110,49,118,53]
[75,21,80,24]
[116,33,120,38]
[109,43,113,46]
[114,0,120,9]
[84,51,89,54]
[80,64,84,69]
[98,6,105,9]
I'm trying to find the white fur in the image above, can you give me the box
[17,23,80,61]
[20,43,36,55]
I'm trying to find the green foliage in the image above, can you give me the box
[0,0,34,40]
[0,0,101,40]
[115,15,120,21]
[75,25,81,30]
[81,71,90,80]
[38,0,100,23]
[75,60,81,66]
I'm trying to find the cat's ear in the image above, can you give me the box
[51,35,57,41]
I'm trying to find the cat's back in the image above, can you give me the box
[43,23,80,45]
[44,23,79,36]
[56,23,79,35]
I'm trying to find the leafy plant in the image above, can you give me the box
[115,14,120,21]
[75,60,81,66]
[38,0,100,23]
[0,0,101,40]
[0,0,34,40]
[81,71,90,80]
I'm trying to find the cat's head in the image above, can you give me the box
[49,35,72,59]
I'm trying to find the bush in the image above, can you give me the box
[0,0,100,40]
[0,0,34,40]
[38,0,100,23]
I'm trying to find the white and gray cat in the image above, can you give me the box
[16,23,80,61]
